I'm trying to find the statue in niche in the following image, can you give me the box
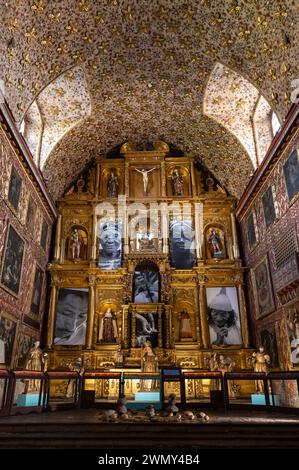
[66,357,84,399]
[140,340,159,391]
[172,169,184,196]
[107,170,118,198]
[71,228,84,260]
[207,228,225,259]
[98,308,118,343]
[179,310,192,340]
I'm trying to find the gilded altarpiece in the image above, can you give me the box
[46,142,253,400]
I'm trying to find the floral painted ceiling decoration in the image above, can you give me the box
[204,62,279,168]
[0,0,298,200]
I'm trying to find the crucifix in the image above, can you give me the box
[134,167,157,196]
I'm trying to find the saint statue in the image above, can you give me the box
[98,308,118,343]
[71,228,84,260]
[207,229,224,259]
[134,167,156,195]
[107,170,118,198]
[140,340,159,391]
[66,357,84,399]
[172,169,184,196]
[179,310,192,340]
[25,341,44,392]
[251,346,271,393]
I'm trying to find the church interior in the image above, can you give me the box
[0,0,299,450]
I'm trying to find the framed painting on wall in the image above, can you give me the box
[169,220,195,269]
[26,197,37,234]
[262,186,276,228]
[134,311,159,348]
[0,314,17,366]
[7,166,22,211]
[283,149,299,201]
[0,224,25,296]
[17,333,35,368]
[97,221,122,269]
[40,220,48,251]
[30,265,44,316]
[260,325,279,368]
[252,255,275,319]
[246,211,258,249]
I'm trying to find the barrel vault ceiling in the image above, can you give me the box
[0,0,298,200]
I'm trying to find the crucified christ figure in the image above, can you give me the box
[134,167,156,195]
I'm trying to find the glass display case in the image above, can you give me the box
[183,371,223,405]
[9,370,46,414]
[82,371,122,404]
[267,371,299,409]
[0,369,11,416]
[224,371,269,407]
[45,371,82,409]
[122,372,162,409]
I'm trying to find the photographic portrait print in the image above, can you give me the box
[262,186,276,228]
[8,166,22,211]
[0,225,25,296]
[169,220,195,269]
[54,288,89,346]
[252,255,275,319]
[260,326,279,368]
[283,149,299,201]
[26,197,37,234]
[98,221,122,270]
[40,220,48,251]
[30,265,44,316]
[134,271,159,303]
[247,211,257,249]
[0,315,17,366]
[206,287,242,346]
[135,312,158,348]
[17,334,35,368]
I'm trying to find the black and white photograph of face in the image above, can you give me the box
[134,271,159,303]
[283,149,299,201]
[8,166,22,211]
[170,220,195,269]
[98,221,122,269]
[135,312,158,348]
[207,287,242,346]
[1,225,25,296]
[54,288,89,345]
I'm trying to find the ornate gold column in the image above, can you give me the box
[91,211,98,261]
[194,284,201,345]
[198,280,209,349]
[165,305,171,349]
[95,162,100,197]
[86,276,96,349]
[158,305,163,348]
[161,161,166,197]
[122,305,130,348]
[238,284,250,347]
[190,162,197,197]
[194,202,203,261]
[119,195,129,255]
[46,283,58,348]
[161,202,169,254]
[54,214,62,261]
[125,162,130,197]
[231,212,240,259]
[131,306,137,348]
